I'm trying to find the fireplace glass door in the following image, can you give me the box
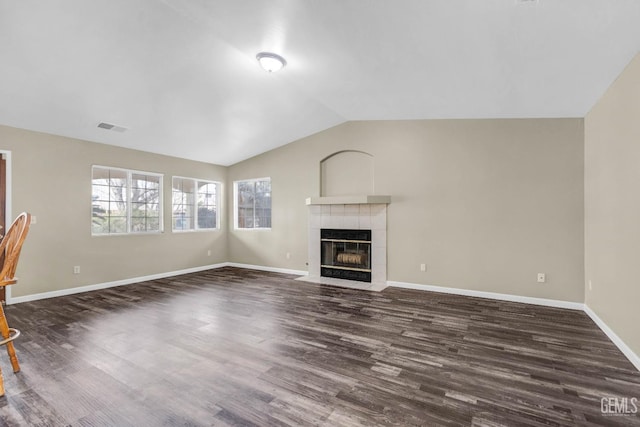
[320,229,372,282]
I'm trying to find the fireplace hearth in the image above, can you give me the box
[321,229,371,283]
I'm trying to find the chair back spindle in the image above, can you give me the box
[0,212,31,286]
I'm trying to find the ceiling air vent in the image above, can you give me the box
[97,122,128,133]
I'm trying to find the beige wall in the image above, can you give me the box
[228,119,585,302]
[321,151,374,196]
[1,116,587,306]
[1,124,227,298]
[585,53,640,356]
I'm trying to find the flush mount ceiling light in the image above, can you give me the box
[256,52,287,73]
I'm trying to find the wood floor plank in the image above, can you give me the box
[0,267,638,426]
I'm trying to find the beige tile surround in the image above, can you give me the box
[299,203,388,291]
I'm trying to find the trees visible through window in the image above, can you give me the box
[92,166,163,235]
[234,178,271,229]
[172,177,219,231]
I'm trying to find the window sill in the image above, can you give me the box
[172,228,220,233]
[234,227,272,231]
[92,231,165,237]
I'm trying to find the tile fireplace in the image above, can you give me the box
[300,196,390,291]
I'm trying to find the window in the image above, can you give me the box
[172,177,220,231]
[234,178,271,229]
[92,166,163,235]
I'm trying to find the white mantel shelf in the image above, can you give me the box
[305,195,391,205]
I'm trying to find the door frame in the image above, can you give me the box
[0,150,12,303]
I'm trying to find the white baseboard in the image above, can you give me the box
[387,280,585,310]
[6,263,228,305]
[226,262,308,277]
[584,305,640,372]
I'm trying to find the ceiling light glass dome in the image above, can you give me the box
[256,52,287,73]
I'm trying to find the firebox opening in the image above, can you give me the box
[320,229,372,283]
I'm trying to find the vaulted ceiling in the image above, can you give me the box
[1,1,639,165]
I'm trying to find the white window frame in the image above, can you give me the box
[171,176,221,232]
[233,177,272,230]
[91,165,164,236]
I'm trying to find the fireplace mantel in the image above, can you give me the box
[305,195,391,205]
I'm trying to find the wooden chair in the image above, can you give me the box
[0,212,31,397]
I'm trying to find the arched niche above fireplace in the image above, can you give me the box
[320,150,374,197]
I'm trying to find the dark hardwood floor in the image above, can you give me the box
[0,267,638,426]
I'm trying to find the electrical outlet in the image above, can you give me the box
[73,266,80,274]
[31,215,37,224]
[286,252,291,259]
[207,249,211,256]
[537,273,546,283]
[588,280,592,290]
[420,263,426,272]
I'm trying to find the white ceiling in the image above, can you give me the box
[1,1,639,166]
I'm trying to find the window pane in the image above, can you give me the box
[235,178,271,229]
[237,182,254,206]
[131,216,161,232]
[237,181,253,229]
[132,173,160,189]
[147,217,160,232]
[172,178,218,231]
[131,173,161,233]
[254,180,271,228]
[197,181,217,229]
[173,178,194,231]
[92,167,128,234]
[109,216,127,234]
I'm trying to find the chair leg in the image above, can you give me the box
[0,303,19,373]
[5,341,20,373]
[0,364,4,397]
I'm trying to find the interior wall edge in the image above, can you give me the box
[226,262,308,277]
[584,305,640,372]
[388,280,584,310]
